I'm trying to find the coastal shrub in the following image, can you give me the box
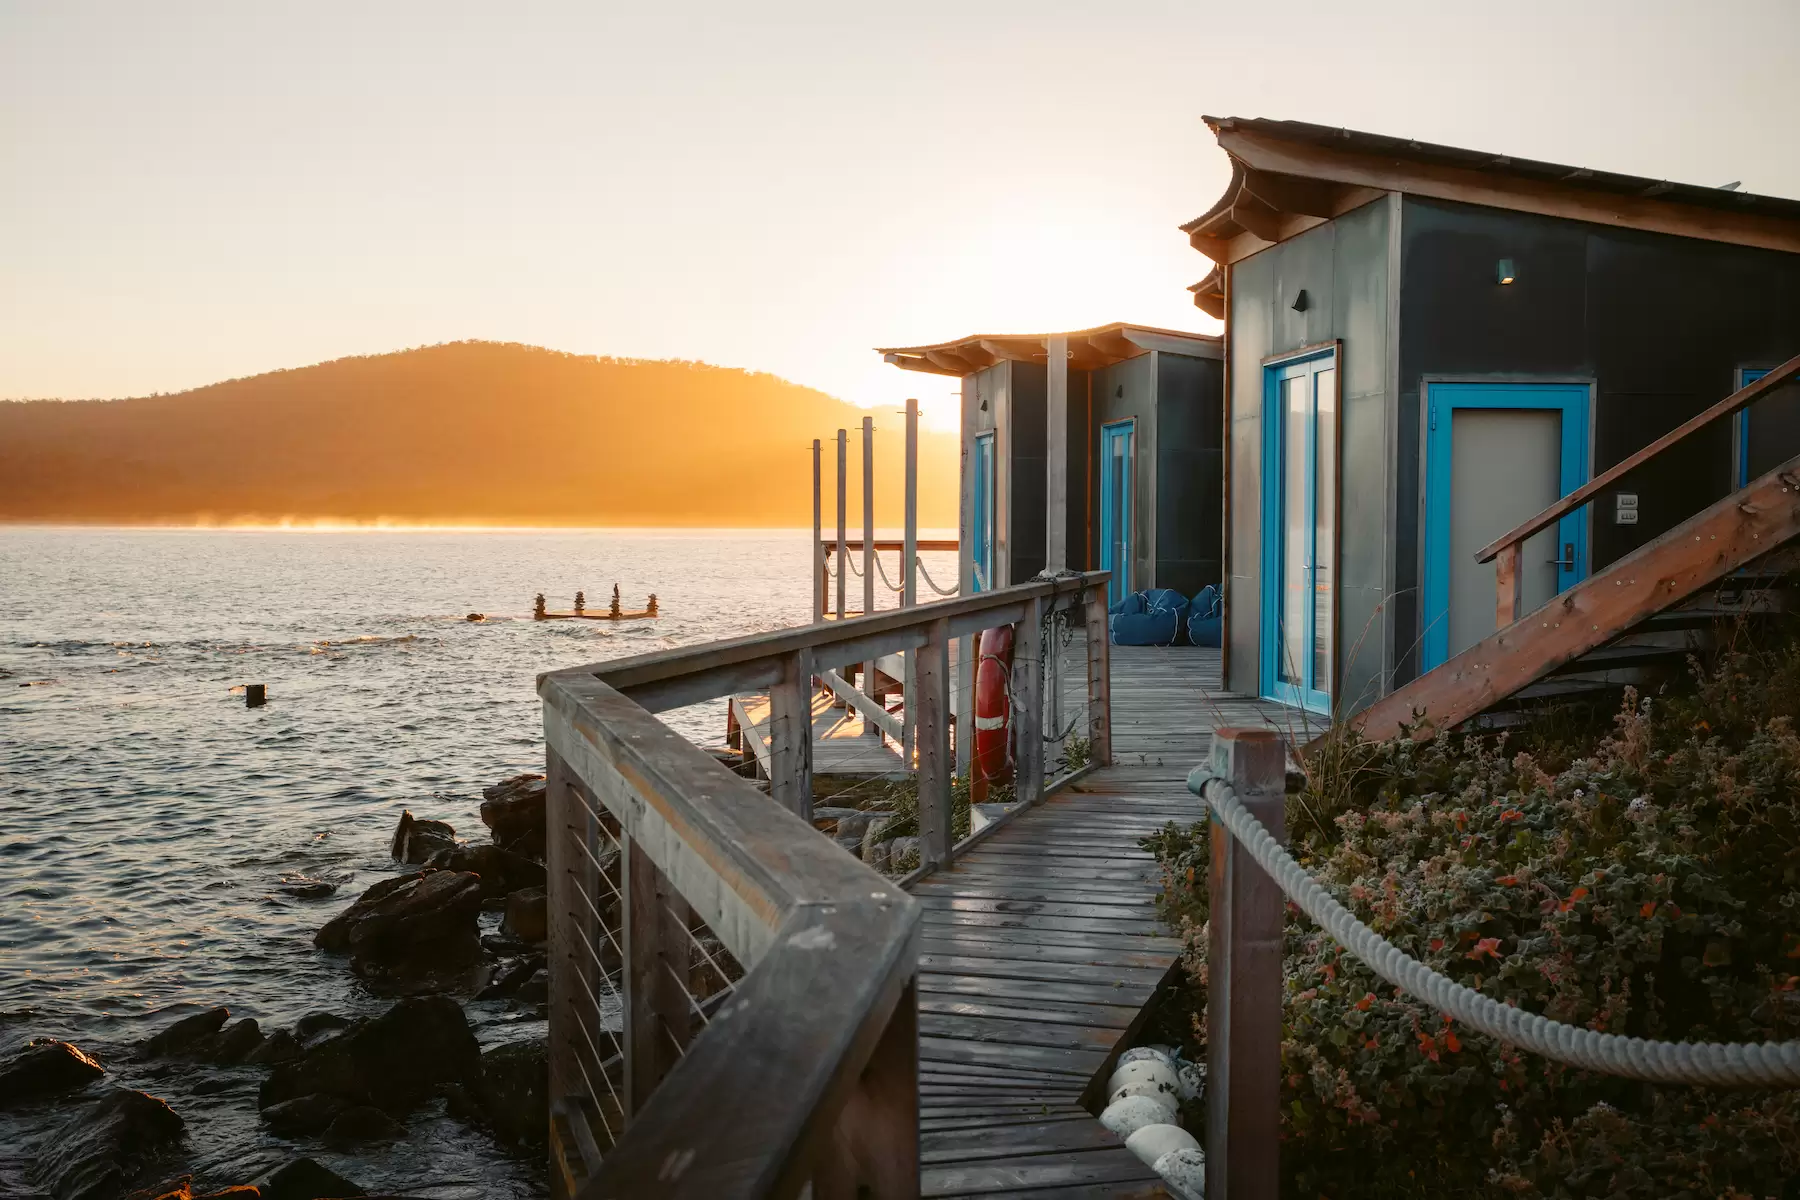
[1146,624,1800,1197]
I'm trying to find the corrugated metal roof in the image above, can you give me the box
[877,322,1220,376]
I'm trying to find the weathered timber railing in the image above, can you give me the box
[1190,727,1800,1199]
[537,571,1111,1199]
[1478,350,1800,626]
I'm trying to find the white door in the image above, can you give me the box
[1447,410,1563,657]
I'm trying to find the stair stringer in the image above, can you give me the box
[1354,459,1800,743]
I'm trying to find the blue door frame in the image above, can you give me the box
[1099,420,1135,607]
[1736,368,1769,488]
[971,432,995,591]
[1260,351,1337,714]
[1421,382,1590,671]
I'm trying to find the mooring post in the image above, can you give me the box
[862,415,879,737]
[836,428,848,623]
[813,438,825,623]
[914,617,953,868]
[245,683,266,708]
[1206,727,1286,1200]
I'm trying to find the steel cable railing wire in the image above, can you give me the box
[1188,769,1800,1088]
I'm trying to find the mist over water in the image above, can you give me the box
[0,528,952,1196]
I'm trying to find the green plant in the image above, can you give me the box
[1146,614,1800,1197]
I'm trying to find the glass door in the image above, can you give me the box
[1100,421,1134,607]
[972,432,994,591]
[1261,354,1336,713]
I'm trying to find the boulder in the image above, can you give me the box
[389,810,457,865]
[31,1087,184,1200]
[474,955,546,1001]
[125,1178,260,1200]
[0,1039,105,1107]
[479,774,546,859]
[314,870,483,983]
[421,844,546,900]
[246,1030,301,1065]
[809,806,865,836]
[500,887,547,945]
[258,1158,366,1200]
[141,1007,229,1059]
[262,1093,347,1136]
[322,1105,402,1144]
[259,996,478,1116]
[293,1013,350,1047]
[886,836,922,872]
[474,1038,547,1147]
[512,970,548,1007]
[210,1018,264,1064]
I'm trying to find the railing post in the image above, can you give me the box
[863,416,880,738]
[770,648,816,820]
[813,438,825,623]
[1495,539,1523,628]
[546,747,581,1145]
[814,979,920,1200]
[836,428,848,622]
[1207,727,1286,1200]
[1083,580,1113,766]
[915,617,953,867]
[1012,597,1044,803]
[624,838,693,1118]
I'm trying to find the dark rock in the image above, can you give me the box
[323,1105,402,1144]
[389,810,457,865]
[31,1087,184,1200]
[474,1037,547,1146]
[263,1093,348,1136]
[511,971,548,1008]
[279,878,338,900]
[314,870,483,983]
[440,1080,480,1124]
[210,1018,264,1064]
[259,996,478,1116]
[125,1177,261,1199]
[480,933,533,957]
[246,1029,301,1065]
[421,843,545,900]
[500,887,547,945]
[258,1157,366,1200]
[474,955,545,1001]
[0,1038,105,1107]
[479,773,546,859]
[293,1013,350,1046]
[480,896,507,913]
[142,1007,230,1059]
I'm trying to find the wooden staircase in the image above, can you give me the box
[1355,353,1800,743]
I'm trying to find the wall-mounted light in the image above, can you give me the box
[1291,289,1309,312]
[1115,385,1124,399]
[1496,258,1517,285]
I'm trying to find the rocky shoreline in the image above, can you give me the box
[0,774,556,1200]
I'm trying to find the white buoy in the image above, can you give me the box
[1099,1094,1173,1139]
[1176,1059,1207,1103]
[1154,1147,1207,1198]
[1109,1076,1179,1113]
[1107,1056,1179,1098]
[1126,1123,1200,1167]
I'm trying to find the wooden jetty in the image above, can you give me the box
[534,589,659,622]
[538,574,1293,1199]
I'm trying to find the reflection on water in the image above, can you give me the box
[0,528,950,1196]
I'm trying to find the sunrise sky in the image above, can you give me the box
[5,1,1798,431]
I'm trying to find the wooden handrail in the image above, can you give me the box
[1475,351,1800,565]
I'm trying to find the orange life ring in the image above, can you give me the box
[972,624,1015,801]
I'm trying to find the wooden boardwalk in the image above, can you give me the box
[911,646,1292,1198]
[733,685,906,778]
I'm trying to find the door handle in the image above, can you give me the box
[1547,542,1577,570]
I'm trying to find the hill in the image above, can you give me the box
[0,341,960,527]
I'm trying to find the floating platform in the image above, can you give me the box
[534,610,658,622]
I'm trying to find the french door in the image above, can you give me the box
[972,432,994,591]
[1099,420,1135,607]
[1261,353,1337,713]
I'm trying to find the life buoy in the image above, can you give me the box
[972,624,1015,801]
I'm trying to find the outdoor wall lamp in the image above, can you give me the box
[1291,289,1309,312]
[1496,258,1517,285]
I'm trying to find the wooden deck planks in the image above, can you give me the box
[906,646,1293,1198]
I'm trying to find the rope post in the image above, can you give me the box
[1206,728,1285,1200]
[836,429,848,623]
[903,399,919,765]
[863,415,879,738]
[812,439,824,623]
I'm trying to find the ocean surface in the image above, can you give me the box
[0,528,954,1197]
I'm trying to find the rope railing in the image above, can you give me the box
[916,557,959,597]
[1188,767,1800,1088]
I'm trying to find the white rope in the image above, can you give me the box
[1190,769,1800,1088]
[844,553,863,578]
[872,551,904,594]
[916,557,959,597]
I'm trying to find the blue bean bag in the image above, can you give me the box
[1111,589,1187,646]
[1187,585,1223,647]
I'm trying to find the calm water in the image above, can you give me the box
[0,528,953,1196]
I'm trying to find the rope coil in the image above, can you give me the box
[1189,769,1800,1088]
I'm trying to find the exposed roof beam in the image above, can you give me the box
[977,338,1046,363]
[882,353,963,377]
[1228,193,1285,243]
[924,349,981,375]
[1240,168,1341,218]
[1084,331,1139,360]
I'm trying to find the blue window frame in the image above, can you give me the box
[1260,351,1337,714]
[971,432,995,591]
[1421,382,1590,672]
[1735,368,1770,488]
[1099,420,1135,607]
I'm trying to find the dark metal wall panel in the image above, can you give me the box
[1394,196,1800,680]
[1009,360,1048,584]
[1225,199,1394,709]
[1068,368,1092,569]
[1155,353,1224,597]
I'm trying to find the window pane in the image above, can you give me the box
[1280,376,1308,685]
[1312,368,1336,695]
